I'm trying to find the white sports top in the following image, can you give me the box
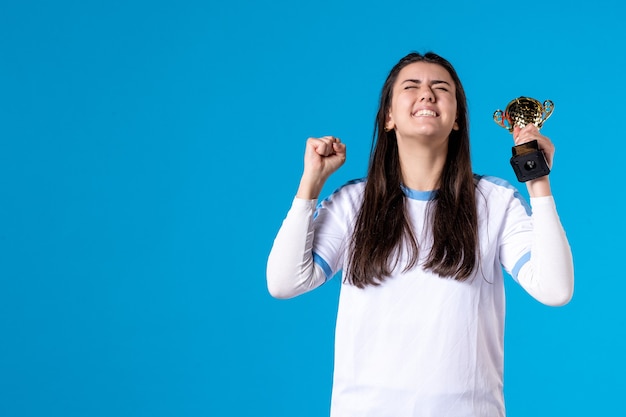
[267,176,573,417]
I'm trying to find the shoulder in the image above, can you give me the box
[473,174,531,214]
[312,178,366,229]
[474,173,521,197]
[319,178,366,207]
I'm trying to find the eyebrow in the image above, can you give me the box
[401,79,452,87]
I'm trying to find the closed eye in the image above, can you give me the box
[432,80,452,91]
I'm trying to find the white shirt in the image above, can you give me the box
[267,176,574,417]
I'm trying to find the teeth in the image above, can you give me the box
[415,109,436,117]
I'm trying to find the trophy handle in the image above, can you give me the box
[493,109,512,130]
[541,100,554,124]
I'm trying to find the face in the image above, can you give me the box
[385,62,459,142]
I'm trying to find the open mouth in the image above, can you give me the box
[413,109,437,117]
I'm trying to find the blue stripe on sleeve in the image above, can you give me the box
[511,251,531,282]
[313,252,333,282]
[479,175,532,216]
[314,178,366,220]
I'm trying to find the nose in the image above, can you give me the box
[419,86,435,102]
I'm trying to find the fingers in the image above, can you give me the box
[513,124,544,144]
[513,124,555,167]
[333,141,347,160]
[299,136,347,197]
[309,135,343,157]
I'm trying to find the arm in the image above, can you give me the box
[266,136,347,299]
[512,125,574,306]
[266,198,327,299]
[517,196,574,306]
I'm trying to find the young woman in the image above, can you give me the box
[266,52,574,417]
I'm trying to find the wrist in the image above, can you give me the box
[525,175,552,197]
[296,174,326,200]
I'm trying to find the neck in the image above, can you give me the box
[396,135,448,191]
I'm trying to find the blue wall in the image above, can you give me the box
[1,0,623,415]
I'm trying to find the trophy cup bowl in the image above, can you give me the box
[493,97,554,132]
[493,97,554,182]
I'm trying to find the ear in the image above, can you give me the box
[385,112,395,132]
[453,120,459,131]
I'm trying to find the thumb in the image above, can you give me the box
[333,141,347,157]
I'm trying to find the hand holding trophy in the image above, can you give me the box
[493,97,554,182]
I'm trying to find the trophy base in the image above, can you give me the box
[510,140,550,182]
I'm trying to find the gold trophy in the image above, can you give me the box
[493,97,554,182]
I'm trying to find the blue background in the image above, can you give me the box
[1,0,623,416]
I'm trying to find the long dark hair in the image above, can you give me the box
[346,52,478,288]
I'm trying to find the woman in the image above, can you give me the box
[266,52,574,417]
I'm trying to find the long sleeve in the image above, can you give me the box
[266,198,328,299]
[516,196,574,306]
